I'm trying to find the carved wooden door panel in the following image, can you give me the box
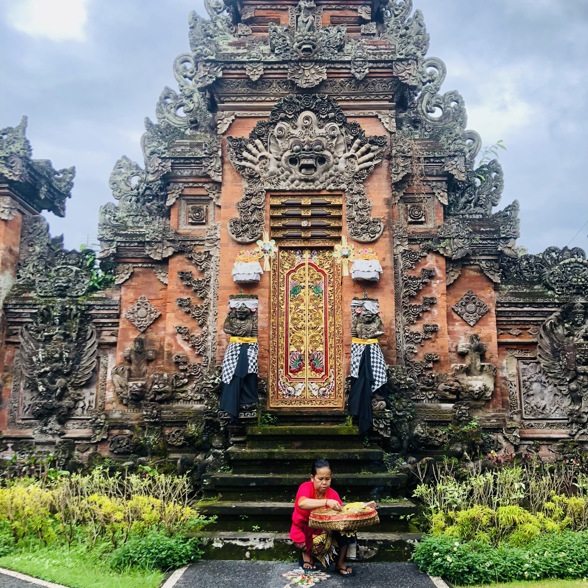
[269,248,344,409]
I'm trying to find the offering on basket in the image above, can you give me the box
[308,502,379,531]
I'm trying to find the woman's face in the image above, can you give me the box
[311,467,332,496]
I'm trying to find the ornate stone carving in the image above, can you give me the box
[109,435,134,455]
[350,41,370,81]
[167,428,187,447]
[227,95,386,243]
[224,296,259,338]
[451,334,496,400]
[452,291,490,327]
[448,160,504,216]
[14,216,100,297]
[88,411,109,443]
[268,0,346,88]
[19,303,98,433]
[0,117,75,217]
[0,196,16,220]
[124,296,161,333]
[537,302,588,436]
[124,336,156,380]
[357,6,371,21]
[217,113,236,135]
[142,402,161,423]
[501,246,588,296]
[493,201,520,258]
[287,62,327,88]
[351,298,384,340]
[381,0,430,60]
[115,264,134,285]
[99,157,180,260]
[519,361,571,420]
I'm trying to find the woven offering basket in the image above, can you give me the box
[308,505,379,532]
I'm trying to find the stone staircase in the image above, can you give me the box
[197,418,421,562]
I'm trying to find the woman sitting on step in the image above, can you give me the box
[289,458,356,576]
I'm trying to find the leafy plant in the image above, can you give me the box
[259,412,278,427]
[79,246,115,292]
[110,531,201,572]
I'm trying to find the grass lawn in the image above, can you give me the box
[469,581,588,588]
[0,544,165,588]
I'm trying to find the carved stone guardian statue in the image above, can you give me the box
[348,298,387,434]
[451,333,496,400]
[219,295,259,418]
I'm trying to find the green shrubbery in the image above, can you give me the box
[413,533,588,585]
[0,468,211,573]
[412,462,588,585]
[111,531,201,571]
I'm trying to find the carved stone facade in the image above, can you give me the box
[0,0,586,469]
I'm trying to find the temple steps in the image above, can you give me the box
[245,425,364,449]
[226,447,387,474]
[202,471,408,501]
[196,500,418,533]
[199,423,419,561]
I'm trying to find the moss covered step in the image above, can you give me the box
[245,425,362,449]
[202,472,408,502]
[195,500,419,533]
[197,530,422,562]
[226,447,385,474]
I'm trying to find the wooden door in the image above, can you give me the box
[269,248,343,409]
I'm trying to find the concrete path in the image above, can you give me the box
[0,568,67,588]
[0,561,450,588]
[175,561,448,588]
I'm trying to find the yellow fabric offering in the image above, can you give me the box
[342,502,371,513]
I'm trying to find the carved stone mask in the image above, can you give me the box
[268,112,344,183]
[235,304,252,320]
[282,138,332,181]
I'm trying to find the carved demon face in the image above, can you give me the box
[282,138,332,181]
[269,112,343,183]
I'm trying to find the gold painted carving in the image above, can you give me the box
[269,248,343,408]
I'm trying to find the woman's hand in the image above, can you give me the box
[326,499,342,511]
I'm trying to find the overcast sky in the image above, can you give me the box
[1,0,587,255]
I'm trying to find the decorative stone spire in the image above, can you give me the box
[0,116,75,217]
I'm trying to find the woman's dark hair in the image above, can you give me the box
[311,458,331,476]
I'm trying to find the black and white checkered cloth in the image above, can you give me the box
[350,343,387,392]
[221,342,259,384]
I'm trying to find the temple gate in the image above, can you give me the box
[0,1,587,512]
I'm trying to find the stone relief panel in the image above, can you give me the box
[179,197,214,230]
[537,301,588,437]
[11,303,100,434]
[518,360,571,420]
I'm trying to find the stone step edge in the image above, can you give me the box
[204,473,407,485]
[196,500,418,515]
[227,448,384,458]
[199,530,422,543]
[246,426,359,435]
